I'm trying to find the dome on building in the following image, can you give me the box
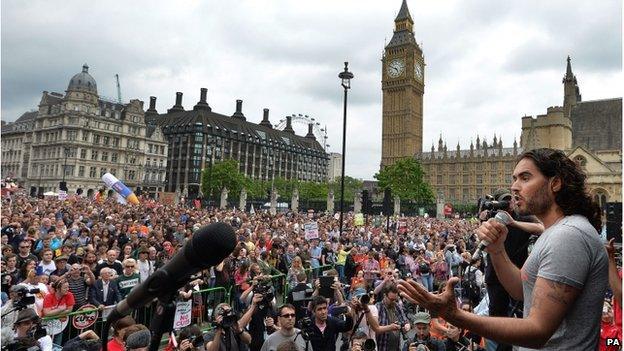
[67,64,98,94]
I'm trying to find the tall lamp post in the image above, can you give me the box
[338,62,353,236]
[206,146,213,207]
[60,147,69,191]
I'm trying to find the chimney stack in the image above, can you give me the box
[168,92,185,113]
[259,108,272,128]
[305,123,316,139]
[283,116,295,134]
[231,99,246,121]
[145,96,158,115]
[193,88,211,111]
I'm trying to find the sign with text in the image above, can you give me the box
[304,221,319,240]
[173,300,193,330]
[72,304,98,330]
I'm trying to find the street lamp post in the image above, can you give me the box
[206,146,213,207]
[338,62,354,236]
[60,147,69,191]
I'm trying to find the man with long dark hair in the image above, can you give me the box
[399,148,608,350]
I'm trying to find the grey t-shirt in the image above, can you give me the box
[520,215,607,351]
[260,328,307,351]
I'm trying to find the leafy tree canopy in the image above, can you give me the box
[374,158,434,204]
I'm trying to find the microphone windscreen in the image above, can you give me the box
[187,222,237,268]
[494,211,512,225]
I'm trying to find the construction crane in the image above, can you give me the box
[115,74,122,103]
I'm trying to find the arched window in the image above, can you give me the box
[594,190,608,210]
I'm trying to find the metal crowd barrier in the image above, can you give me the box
[40,286,231,346]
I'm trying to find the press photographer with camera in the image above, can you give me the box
[204,294,262,351]
[350,331,376,351]
[403,312,445,351]
[260,304,307,351]
[1,284,39,327]
[306,295,353,351]
[3,307,52,351]
[363,284,410,351]
[478,188,543,351]
[240,276,278,351]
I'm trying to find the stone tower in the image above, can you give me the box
[562,56,582,118]
[381,0,424,167]
[520,57,575,151]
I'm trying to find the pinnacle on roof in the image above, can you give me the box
[566,55,573,77]
[395,0,413,22]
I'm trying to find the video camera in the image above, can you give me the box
[253,278,275,310]
[477,195,510,221]
[11,286,40,310]
[296,317,314,341]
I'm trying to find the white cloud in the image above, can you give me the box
[1,0,621,180]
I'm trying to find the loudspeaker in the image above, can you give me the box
[30,187,37,198]
[59,181,68,191]
[136,187,142,196]
[362,190,370,215]
[382,188,392,216]
[606,202,622,243]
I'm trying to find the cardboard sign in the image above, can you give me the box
[58,190,68,201]
[72,304,98,330]
[354,213,364,226]
[173,300,193,330]
[45,317,69,336]
[159,192,177,206]
[304,222,319,240]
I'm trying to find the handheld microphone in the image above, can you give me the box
[105,222,236,324]
[471,211,512,261]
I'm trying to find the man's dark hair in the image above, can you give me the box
[518,148,601,230]
[278,304,296,315]
[383,283,399,296]
[310,296,327,311]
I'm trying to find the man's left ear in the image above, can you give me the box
[551,177,562,193]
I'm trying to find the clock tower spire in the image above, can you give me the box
[381,0,425,167]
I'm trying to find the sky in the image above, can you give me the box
[2,0,622,180]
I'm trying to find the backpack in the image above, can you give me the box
[461,267,482,305]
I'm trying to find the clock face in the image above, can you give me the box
[387,59,405,78]
[414,62,423,81]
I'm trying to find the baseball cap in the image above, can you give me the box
[14,308,39,324]
[55,255,69,262]
[493,188,512,201]
[413,311,431,324]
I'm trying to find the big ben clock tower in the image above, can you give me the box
[381,0,424,167]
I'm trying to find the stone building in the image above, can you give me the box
[327,152,342,181]
[415,57,621,206]
[144,89,328,200]
[0,64,168,198]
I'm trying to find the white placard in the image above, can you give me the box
[173,300,193,330]
[304,222,319,240]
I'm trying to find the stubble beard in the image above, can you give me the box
[523,182,553,217]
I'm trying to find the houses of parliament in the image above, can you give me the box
[381,0,622,207]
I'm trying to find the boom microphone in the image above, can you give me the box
[105,222,236,324]
[471,211,512,261]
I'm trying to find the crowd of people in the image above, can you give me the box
[0,148,622,351]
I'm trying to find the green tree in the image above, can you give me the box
[245,178,269,201]
[328,176,364,202]
[201,159,246,201]
[298,181,329,201]
[374,158,434,203]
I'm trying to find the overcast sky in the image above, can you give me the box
[2,0,621,179]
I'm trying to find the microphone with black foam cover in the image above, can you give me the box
[471,211,512,261]
[105,222,236,324]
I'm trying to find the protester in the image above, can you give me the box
[399,148,609,350]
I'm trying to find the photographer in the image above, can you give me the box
[350,331,376,351]
[176,325,204,351]
[365,284,410,351]
[261,304,307,351]
[403,312,444,351]
[480,189,543,351]
[8,308,52,351]
[1,284,36,327]
[307,295,353,351]
[347,290,378,345]
[287,272,314,322]
[204,295,261,351]
[240,277,278,351]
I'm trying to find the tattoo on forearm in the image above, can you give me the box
[545,280,575,306]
